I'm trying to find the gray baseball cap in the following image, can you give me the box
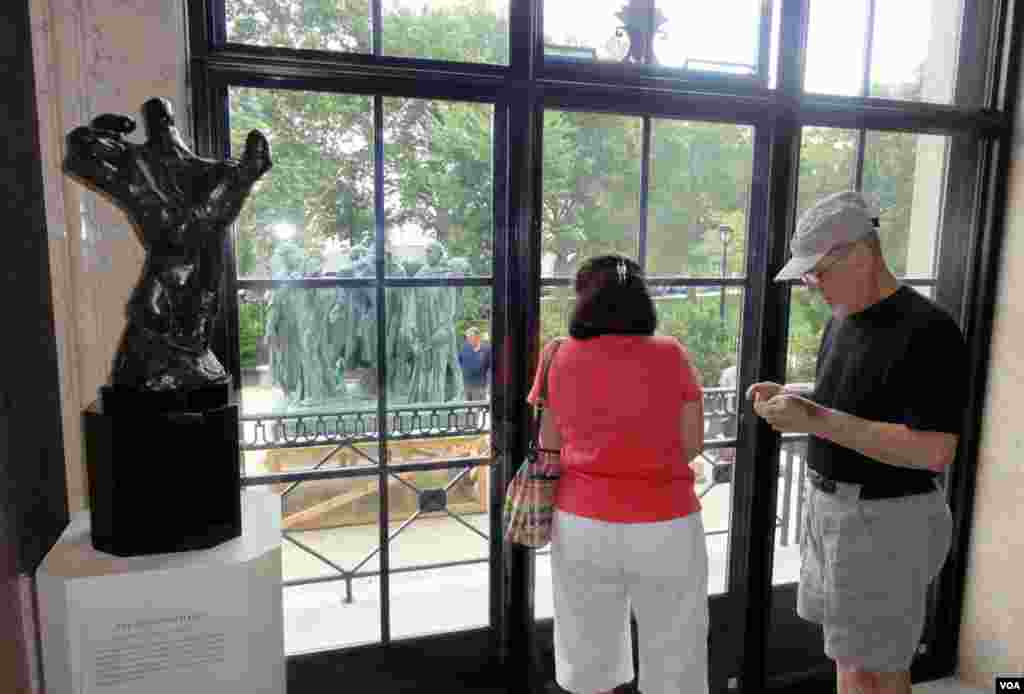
[775,191,880,281]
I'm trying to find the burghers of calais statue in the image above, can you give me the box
[406,241,464,403]
[63,98,272,391]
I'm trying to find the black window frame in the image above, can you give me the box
[186,0,1020,690]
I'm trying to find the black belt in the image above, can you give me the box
[807,469,936,500]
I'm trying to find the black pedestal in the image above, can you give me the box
[83,382,242,556]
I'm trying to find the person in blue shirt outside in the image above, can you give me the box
[458,327,491,402]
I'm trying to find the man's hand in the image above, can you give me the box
[753,393,824,434]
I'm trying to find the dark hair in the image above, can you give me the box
[569,255,657,339]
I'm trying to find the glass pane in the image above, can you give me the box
[784,286,830,386]
[804,0,868,96]
[383,98,494,277]
[391,565,490,639]
[242,434,379,477]
[771,438,807,585]
[806,0,965,104]
[655,0,760,74]
[385,287,492,406]
[653,288,744,391]
[382,0,509,65]
[539,285,574,346]
[387,461,491,639]
[240,285,381,416]
[225,0,371,54]
[229,88,375,281]
[697,450,733,596]
[542,111,642,278]
[284,575,382,653]
[278,477,384,652]
[542,0,762,74]
[796,127,858,221]
[863,132,948,279]
[647,120,754,279]
[869,0,963,104]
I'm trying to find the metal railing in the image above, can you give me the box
[238,388,809,595]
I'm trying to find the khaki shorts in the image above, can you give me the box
[797,479,952,672]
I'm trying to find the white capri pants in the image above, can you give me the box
[551,509,709,694]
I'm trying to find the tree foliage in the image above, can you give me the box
[227,0,931,379]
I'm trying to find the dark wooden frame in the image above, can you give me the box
[182,0,1020,691]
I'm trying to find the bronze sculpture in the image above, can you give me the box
[615,0,668,65]
[64,98,271,555]
[63,98,272,392]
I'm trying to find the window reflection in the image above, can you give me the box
[543,0,762,74]
[805,0,965,105]
[863,132,948,278]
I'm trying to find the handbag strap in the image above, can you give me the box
[532,338,564,453]
[537,339,564,407]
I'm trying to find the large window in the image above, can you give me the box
[191,0,1007,689]
[229,84,497,652]
[536,113,755,604]
[804,0,966,104]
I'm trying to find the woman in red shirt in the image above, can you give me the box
[529,255,707,694]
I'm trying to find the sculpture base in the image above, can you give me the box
[83,383,242,557]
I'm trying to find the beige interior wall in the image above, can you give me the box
[956,57,1024,690]
[30,0,190,512]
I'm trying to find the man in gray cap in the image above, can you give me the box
[747,191,967,694]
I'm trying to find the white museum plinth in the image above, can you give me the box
[37,488,285,694]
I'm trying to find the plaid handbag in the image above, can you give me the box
[503,339,564,549]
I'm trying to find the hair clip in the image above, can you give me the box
[617,260,628,284]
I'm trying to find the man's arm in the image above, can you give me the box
[812,406,958,473]
[754,394,958,473]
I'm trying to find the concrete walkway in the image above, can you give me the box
[280,465,805,655]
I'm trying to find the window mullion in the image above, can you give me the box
[373,93,390,644]
[860,0,877,98]
[373,0,383,57]
[853,129,867,191]
[639,117,652,270]
[758,0,775,85]
[851,0,876,191]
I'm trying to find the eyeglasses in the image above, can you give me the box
[801,242,860,288]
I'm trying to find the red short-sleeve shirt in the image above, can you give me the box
[527,335,703,523]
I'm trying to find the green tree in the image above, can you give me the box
[224,0,927,390]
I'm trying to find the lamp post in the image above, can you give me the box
[719,224,732,322]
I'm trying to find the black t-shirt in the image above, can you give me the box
[807,285,968,486]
